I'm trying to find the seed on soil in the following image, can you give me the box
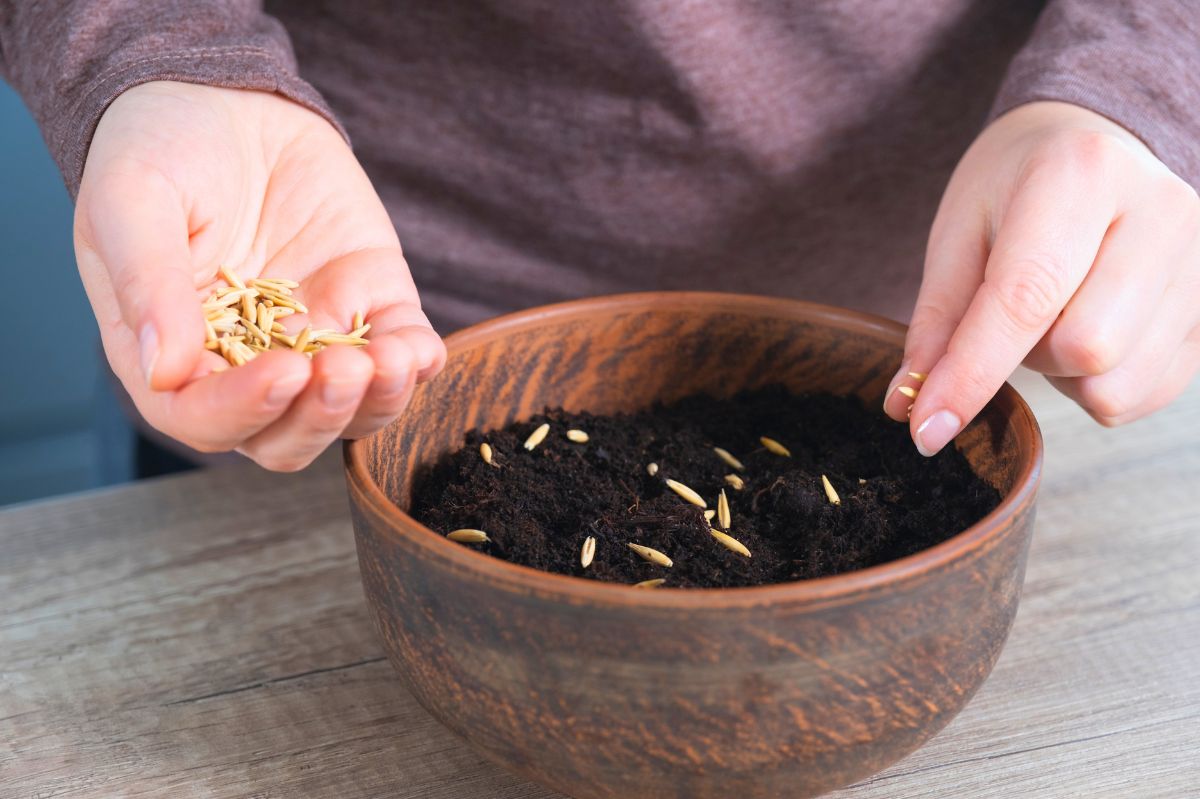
[524,423,551,450]
[480,442,494,465]
[908,371,928,381]
[628,543,673,567]
[717,489,731,530]
[710,529,751,558]
[724,474,744,490]
[704,509,716,522]
[858,477,867,485]
[665,478,706,508]
[821,474,841,505]
[713,447,745,471]
[633,578,666,589]
[897,385,918,399]
[581,536,596,568]
[760,436,791,457]
[646,462,659,476]
[447,528,490,543]
[566,429,589,443]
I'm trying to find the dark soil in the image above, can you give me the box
[409,386,1002,588]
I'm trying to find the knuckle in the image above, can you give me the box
[986,258,1066,333]
[187,438,226,455]
[1078,379,1134,420]
[1054,320,1123,376]
[1033,130,1123,179]
[1157,176,1200,222]
[257,452,312,473]
[309,415,351,438]
[110,266,144,302]
[909,302,956,335]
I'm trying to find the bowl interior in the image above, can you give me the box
[361,293,1032,525]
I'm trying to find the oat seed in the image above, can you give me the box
[710,529,751,558]
[717,489,731,530]
[447,528,490,543]
[713,447,745,471]
[628,543,672,567]
[821,474,841,505]
[760,436,791,457]
[665,478,706,508]
[524,422,550,450]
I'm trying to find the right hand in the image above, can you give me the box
[75,81,445,471]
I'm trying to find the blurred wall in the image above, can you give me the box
[0,80,106,505]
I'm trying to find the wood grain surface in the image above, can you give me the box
[2,373,1197,798]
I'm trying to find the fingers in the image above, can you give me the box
[342,334,418,439]
[82,168,205,390]
[277,246,447,381]
[905,147,1119,455]
[237,344,375,471]
[1105,333,1200,425]
[136,349,312,452]
[1044,268,1200,422]
[1024,209,1185,378]
[365,311,447,382]
[1049,331,1200,426]
[884,180,989,421]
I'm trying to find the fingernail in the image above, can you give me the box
[266,374,307,408]
[139,324,159,386]
[915,409,962,457]
[883,361,910,412]
[322,379,360,411]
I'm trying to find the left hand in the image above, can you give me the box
[885,101,1200,454]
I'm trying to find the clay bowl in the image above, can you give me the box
[344,292,1042,799]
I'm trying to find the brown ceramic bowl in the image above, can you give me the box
[344,292,1042,799]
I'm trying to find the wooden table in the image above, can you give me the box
[2,375,1197,798]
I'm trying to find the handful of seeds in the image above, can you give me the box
[202,265,370,367]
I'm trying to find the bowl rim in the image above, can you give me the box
[345,291,1043,609]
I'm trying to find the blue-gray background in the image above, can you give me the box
[0,80,110,505]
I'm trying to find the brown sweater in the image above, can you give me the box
[3,2,1199,334]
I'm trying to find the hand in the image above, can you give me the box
[75,81,446,470]
[885,101,1200,454]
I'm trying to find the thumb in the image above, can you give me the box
[82,171,204,391]
[883,197,989,422]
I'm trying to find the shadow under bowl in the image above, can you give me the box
[345,292,1042,799]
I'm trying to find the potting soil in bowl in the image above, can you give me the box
[410,385,1001,588]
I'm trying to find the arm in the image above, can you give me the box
[886,1,1200,453]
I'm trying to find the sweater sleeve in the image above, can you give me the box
[0,1,345,198]
[990,0,1200,188]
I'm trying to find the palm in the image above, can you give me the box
[75,81,444,469]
